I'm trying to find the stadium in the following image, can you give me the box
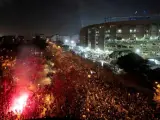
[80,15,160,58]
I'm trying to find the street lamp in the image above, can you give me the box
[71,40,74,44]
[84,54,88,58]
[100,60,104,67]
[65,39,68,43]
[135,48,140,54]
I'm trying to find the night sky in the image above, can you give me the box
[0,0,159,35]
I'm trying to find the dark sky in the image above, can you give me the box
[0,0,159,35]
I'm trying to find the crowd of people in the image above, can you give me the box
[47,42,159,119]
[0,43,159,119]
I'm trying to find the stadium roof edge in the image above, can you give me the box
[81,19,160,31]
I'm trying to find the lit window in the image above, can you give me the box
[134,29,136,32]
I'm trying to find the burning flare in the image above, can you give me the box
[10,93,29,114]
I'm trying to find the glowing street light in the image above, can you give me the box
[88,74,91,78]
[84,54,88,58]
[85,47,90,51]
[71,41,74,44]
[135,48,140,54]
[46,38,49,43]
[100,60,104,67]
[95,48,103,54]
[117,29,122,33]
[65,39,68,43]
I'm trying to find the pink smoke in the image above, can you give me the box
[9,46,43,114]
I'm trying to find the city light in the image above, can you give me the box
[46,39,49,43]
[85,47,90,51]
[84,54,88,58]
[135,48,140,54]
[88,74,91,78]
[117,29,122,33]
[95,48,102,54]
[100,60,104,67]
[65,39,68,43]
[148,59,160,65]
[71,41,74,44]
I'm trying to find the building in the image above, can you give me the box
[39,34,46,39]
[51,34,60,41]
[80,15,160,58]
[17,36,25,43]
[1,36,16,44]
[32,34,46,40]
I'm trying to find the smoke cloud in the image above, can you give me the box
[13,45,41,87]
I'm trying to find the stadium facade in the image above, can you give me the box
[80,16,160,58]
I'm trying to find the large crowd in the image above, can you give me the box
[0,44,159,120]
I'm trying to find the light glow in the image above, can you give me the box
[117,29,122,33]
[10,93,29,114]
[65,39,68,43]
[135,48,140,54]
[101,61,104,67]
[71,41,74,44]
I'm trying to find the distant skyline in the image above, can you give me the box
[0,0,160,35]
